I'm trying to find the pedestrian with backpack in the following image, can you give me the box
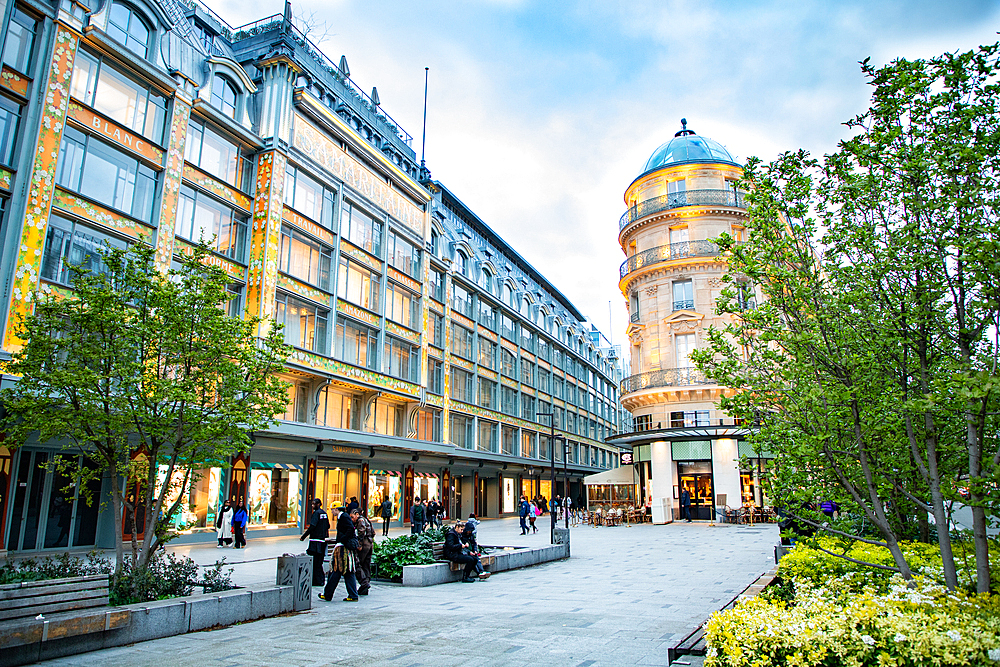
[352,510,376,595]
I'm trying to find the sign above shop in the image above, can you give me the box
[621,452,634,465]
[325,444,367,457]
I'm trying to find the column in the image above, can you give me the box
[650,440,674,524]
[245,150,287,330]
[3,25,80,352]
[152,94,192,273]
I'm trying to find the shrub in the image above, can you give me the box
[372,531,443,581]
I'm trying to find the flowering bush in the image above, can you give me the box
[705,539,1000,666]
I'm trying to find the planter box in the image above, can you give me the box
[401,543,569,587]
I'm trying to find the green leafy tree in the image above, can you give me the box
[696,43,1000,592]
[2,243,290,578]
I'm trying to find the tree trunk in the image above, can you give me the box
[109,468,125,577]
[968,414,991,593]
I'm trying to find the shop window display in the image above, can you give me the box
[317,467,346,510]
[502,477,515,513]
[248,464,301,526]
[367,470,401,520]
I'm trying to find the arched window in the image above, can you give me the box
[430,229,439,256]
[211,75,238,119]
[479,269,493,293]
[520,298,531,317]
[502,283,513,308]
[107,3,151,58]
[456,252,468,276]
[535,308,544,327]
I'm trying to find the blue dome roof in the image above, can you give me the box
[641,121,738,176]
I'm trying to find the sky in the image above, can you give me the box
[213,0,1000,359]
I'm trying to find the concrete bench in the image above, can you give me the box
[404,543,568,586]
[429,541,495,571]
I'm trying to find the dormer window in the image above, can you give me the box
[107,3,151,59]
[211,75,237,119]
[456,251,468,276]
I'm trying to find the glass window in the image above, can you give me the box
[334,318,378,369]
[279,227,332,289]
[479,269,493,294]
[386,229,421,279]
[429,269,444,302]
[283,164,325,222]
[427,358,443,395]
[452,283,473,318]
[450,367,473,403]
[501,426,516,455]
[449,323,473,360]
[56,127,157,223]
[429,311,444,348]
[477,378,496,410]
[337,256,380,312]
[673,280,694,311]
[176,186,248,262]
[0,96,20,167]
[456,252,468,276]
[501,385,518,416]
[520,327,535,353]
[384,337,418,382]
[416,408,442,442]
[211,75,237,119]
[521,394,535,421]
[669,226,689,245]
[521,431,536,458]
[71,50,167,144]
[477,420,497,452]
[226,283,244,319]
[501,313,517,341]
[316,387,356,429]
[675,333,696,367]
[374,401,403,436]
[340,200,381,255]
[2,8,37,74]
[385,282,419,330]
[537,368,550,394]
[40,215,127,285]
[537,337,550,362]
[107,3,151,59]
[185,119,244,188]
[449,413,473,449]
[275,292,329,354]
[501,347,516,378]
[520,360,534,386]
[502,283,513,308]
[477,337,497,370]
[478,300,496,331]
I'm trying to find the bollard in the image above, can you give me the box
[277,554,312,611]
[553,527,571,557]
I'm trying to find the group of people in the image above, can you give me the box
[214,498,250,549]
[300,498,376,601]
[407,497,444,534]
[516,494,581,534]
[444,517,490,583]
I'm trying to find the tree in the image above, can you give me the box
[695,43,1000,592]
[2,243,290,578]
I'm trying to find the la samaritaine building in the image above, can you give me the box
[0,0,625,552]
[606,122,771,523]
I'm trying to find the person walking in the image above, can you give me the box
[319,506,360,602]
[352,510,375,595]
[680,487,692,522]
[410,497,425,534]
[518,496,530,535]
[379,496,393,536]
[428,498,441,528]
[216,499,234,548]
[528,499,539,533]
[300,498,330,586]
[231,500,249,548]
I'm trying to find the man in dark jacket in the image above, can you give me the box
[410,497,425,534]
[379,497,393,536]
[299,498,330,585]
[444,521,484,582]
[518,496,530,535]
[680,488,692,522]
[352,510,375,595]
[427,498,441,528]
[319,507,360,602]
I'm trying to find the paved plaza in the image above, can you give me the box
[37,518,777,667]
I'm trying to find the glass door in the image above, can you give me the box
[678,473,715,521]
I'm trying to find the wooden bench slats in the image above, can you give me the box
[0,574,108,591]
[0,596,109,621]
[0,576,110,622]
[0,608,130,650]
[1,588,109,611]
[0,579,109,600]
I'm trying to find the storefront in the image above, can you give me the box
[247,463,301,528]
[584,465,638,509]
[501,474,516,514]
[367,470,402,520]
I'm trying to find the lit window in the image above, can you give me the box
[107,3,151,59]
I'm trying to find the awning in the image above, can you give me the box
[370,470,401,477]
[584,466,637,486]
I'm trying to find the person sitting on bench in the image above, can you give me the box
[444,521,488,582]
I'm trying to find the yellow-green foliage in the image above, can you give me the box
[706,540,1000,666]
[705,581,1000,667]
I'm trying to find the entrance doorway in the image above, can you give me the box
[677,461,714,521]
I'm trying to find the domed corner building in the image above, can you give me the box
[606,120,770,524]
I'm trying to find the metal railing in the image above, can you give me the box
[619,189,746,230]
[230,15,414,146]
[619,240,720,279]
[629,312,640,323]
[620,367,714,394]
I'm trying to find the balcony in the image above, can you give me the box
[619,367,714,395]
[619,189,746,231]
[672,299,694,311]
[619,241,720,279]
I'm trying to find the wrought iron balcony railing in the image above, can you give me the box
[619,189,746,230]
[619,240,721,279]
[620,367,714,394]
[672,299,694,311]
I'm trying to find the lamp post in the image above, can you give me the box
[563,439,570,530]
[536,411,556,544]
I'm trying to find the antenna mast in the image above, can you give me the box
[420,67,429,175]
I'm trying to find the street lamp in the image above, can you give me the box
[536,411,556,544]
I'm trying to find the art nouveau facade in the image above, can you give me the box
[0,0,623,552]
[607,122,767,522]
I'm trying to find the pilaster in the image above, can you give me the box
[3,24,79,352]
[153,94,192,273]
[245,150,287,329]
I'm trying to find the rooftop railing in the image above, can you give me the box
[231,15,414,147]
[620,367,714,395]
[619,188,746,230]
[619,240,721,279]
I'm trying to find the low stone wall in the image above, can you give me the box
[402,542,569,587]
[0,584,296,667]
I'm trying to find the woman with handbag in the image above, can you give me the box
[215,499,234,548]
[319,506,361,602]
